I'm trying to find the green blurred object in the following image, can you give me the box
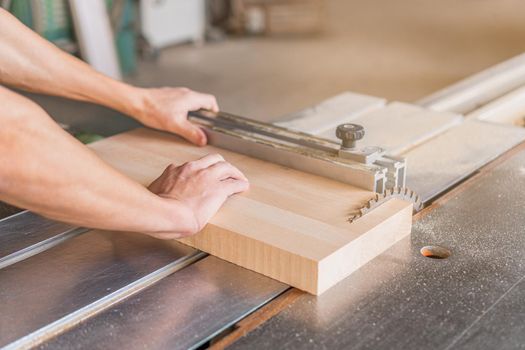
[8,0,138,76]
[8,0,32,27]
[9,0,76,53]
[109,0,137,75]
[74,132,105,145]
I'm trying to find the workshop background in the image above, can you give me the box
[4,1,525,349]
[3,0,525,139]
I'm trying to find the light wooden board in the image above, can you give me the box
[276,92,386,134]
[90,128,413,295]
[466,85,525,127]
[318,102,462,155]
[416,52,525,114]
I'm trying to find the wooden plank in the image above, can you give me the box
[276,92,386,134]
[318,102,462,155]
[241,0,325,35]
[417,52,525,114]
[90,128,413,295]
[466,85,525,127]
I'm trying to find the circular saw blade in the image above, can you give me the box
[349,187,423,223]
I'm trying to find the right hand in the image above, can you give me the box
[132,87,219,146]
[148,154,249,238]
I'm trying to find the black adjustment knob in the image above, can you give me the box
[335,123,365,149]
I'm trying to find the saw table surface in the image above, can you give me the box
[2,135,522,350]
[2,77,525,348]
[227,144,525,350]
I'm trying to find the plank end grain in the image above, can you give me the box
[317,199,413,295]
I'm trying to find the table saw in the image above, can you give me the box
[2,53,525,349]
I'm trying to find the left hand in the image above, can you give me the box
[134,87,219,146]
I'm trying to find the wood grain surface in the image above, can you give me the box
[90,128,413,294]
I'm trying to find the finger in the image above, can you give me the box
[176,120,208,146]
[191,153,225,170]
[207,161,248,181]
[220,178,250,196]
[187,91,219,113]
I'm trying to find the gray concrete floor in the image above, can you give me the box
[129,0,525,122]
[24,0,525,133]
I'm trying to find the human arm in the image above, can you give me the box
[0,8,215,145]
[0,86,248,238]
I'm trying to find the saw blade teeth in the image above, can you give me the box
[349,187,424,222]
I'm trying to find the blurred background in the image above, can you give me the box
[3,0,525,137]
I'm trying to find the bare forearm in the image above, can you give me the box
[0,87,197,235]
[0,9,144,117]
[0,9,220,146]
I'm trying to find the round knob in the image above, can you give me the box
[335,123,365,149]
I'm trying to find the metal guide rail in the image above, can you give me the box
[189,110,406,193]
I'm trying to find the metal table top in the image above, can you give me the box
[38,256,287,350]
[229,146,525,349]
[0,217,286,349]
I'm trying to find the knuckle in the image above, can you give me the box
[184,161,197,172]
[214,154,225,161]
[180,88,192,96]
[212,161,229,173]
[199,167,214,178]
[201,169,219,182]
[204,153,224,163]
[176,162,192,176]
[166,163,178,172]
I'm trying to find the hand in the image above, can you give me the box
[148,154,249,239]
[134,87,219,146]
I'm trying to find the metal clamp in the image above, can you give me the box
[335,123,407,188]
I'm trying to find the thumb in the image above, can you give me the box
[177,121,208,146]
